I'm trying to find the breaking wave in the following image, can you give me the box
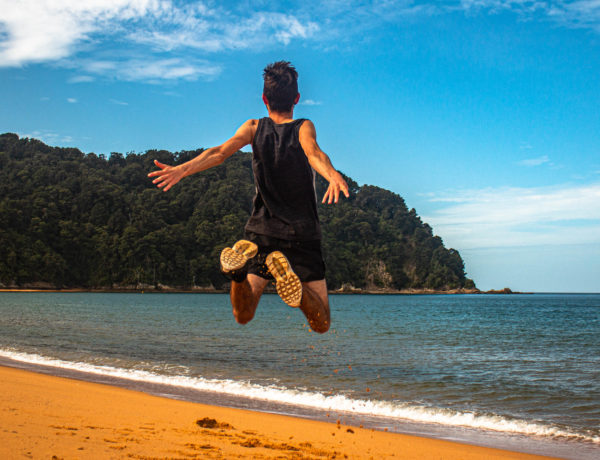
[1,348,598,444]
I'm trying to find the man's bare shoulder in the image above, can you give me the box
[238,118,259,130]
[244,119,260,133]
[299,119,317,139]
[248,119,260,141]
[233,119,259,144]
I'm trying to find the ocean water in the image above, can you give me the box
[0,292,598,458]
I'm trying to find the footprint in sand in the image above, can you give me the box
[195,417,234,430]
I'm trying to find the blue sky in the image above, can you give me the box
[1,0,599,292]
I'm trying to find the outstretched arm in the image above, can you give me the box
[148,119,257,192]
[299,120,349,204]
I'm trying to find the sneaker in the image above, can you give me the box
[266,251,302,307]
[220,240,258,275]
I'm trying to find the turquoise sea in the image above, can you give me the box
[0,292,598,458]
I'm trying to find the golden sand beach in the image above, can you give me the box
[0,366,555,459]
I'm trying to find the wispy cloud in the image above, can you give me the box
[423,183,600,249]
[458,0,600,31]
[459,0,548,15]
[109,98,128,106]
[2,0,600,84]
[67,98,78,103]
[299,99,322,106]
[519,142,533,150]
[0,0,318,82]
[74,57,222,83]
[68,75,95,83]
[548,1,600,32]
[518,155,551,166]
[128,10,319,51]
[20,129,75,146]
[0,0,157,66]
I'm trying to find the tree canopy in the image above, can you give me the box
[0,133,475,291]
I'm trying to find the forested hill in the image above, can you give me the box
[0,133,475,291]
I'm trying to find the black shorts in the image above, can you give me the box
[245,232,326,282]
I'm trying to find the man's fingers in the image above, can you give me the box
[342,183,350,198]
[332,183,341,203]
[153,173,171,184]
[323,181,349,204]
[322,186,332,204]
[148,160,180,192]
[148,169,168,178]
[148,161,170,178]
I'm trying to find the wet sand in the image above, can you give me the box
[0,366,555,459]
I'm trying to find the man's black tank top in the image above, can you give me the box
[244,117,321,241]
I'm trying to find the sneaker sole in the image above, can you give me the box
[266,251,302,308]
[220,240,258,273]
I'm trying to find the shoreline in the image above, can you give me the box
[0,364,554,459]
[0,287,530,295]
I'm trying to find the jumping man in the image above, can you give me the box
[148,61,349,333]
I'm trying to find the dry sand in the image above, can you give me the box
[0,366,554,459]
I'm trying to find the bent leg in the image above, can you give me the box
[230,274,268,325]
[299,279,330,334]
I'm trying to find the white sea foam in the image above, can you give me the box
[1,348,598,444]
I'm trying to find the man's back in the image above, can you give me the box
[245,117,321,241]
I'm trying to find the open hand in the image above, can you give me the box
[322,172,350,204]
[147,160,185,192]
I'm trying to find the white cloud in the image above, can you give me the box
[20,129,75,146]
[75,57,222,82]
[548,0,600,31]
[458,0,600,31]
[129,10,319,51]
[0,0,161,67]
[67,97,78,103]
[518,155,550,166]
[423,183,600,249]
[300,99,322,106]
[68,75,95,83]
[3,0,600,83]
[0,0,318,82]
[109,98,128,105]
[459,1,548,14]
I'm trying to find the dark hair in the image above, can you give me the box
[263,61,298,112]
